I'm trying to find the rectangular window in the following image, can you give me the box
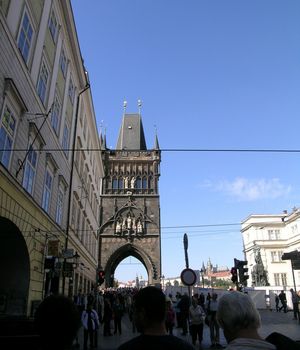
[76,209,81,237]
[268,229,280,240]
[22,145,37,194]
[271,250,283,262]
[18,11,33,63]
[281,273,287,286]
[68,78,75,104]
[274,273,287,286]
[48,10,57,41]
[0,105,16,168]
[42,169,53,213]
[81,217,85,243]
[274,273,280,286]
[37,60,49,104]
[71,201,77,226]
[51,93,61,135]
[55,187,64,225]
[62,122,69,156]
[60,48,67,77]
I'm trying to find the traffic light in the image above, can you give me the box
[231,267,238,283]
[98,270,105,285]
[237,260,249,286]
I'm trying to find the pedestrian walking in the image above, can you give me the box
[81,303,100,349]
[278,290,287,313]
[189,297,205,349]
[206,293,221,348]
[113,295,124,335]
[178,293,190,336]
[274,294,279,312]
[165,297,175,335]
[290,289,300,321]
[103,296,113,336]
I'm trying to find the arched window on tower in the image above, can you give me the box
[136,176,142,189]
[118,177,123,190]
[142,177,147,189]
[148,176,152,193]
[112,177,118,190]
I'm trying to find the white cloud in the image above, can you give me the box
[204,177,291,201]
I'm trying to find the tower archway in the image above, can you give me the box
[105,244,154,287]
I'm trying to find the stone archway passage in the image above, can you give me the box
[0,217,30,316]
[104,243,154,287]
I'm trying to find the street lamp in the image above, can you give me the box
[200,269,205,288]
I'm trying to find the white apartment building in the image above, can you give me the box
[0,0,103,316]
[241,208,300,289]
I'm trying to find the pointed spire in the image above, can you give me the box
[154,134,160,150]
[116,114,147,150]
[100,132,107,150]
[153,125,160,149]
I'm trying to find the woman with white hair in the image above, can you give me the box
[216,291,276,350]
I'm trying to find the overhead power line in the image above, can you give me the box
[161,223,240,229]
[3,147,300,153]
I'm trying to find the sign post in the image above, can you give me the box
[181,233,195,297]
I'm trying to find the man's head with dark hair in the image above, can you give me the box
[35,295,81,350]
[134,286,167,333]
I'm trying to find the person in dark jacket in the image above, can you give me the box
[177,293,190,335]
[117,286,194,350]
[35,295,81,350]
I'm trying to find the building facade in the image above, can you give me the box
[99,113,162,287]
[0,0,102,316]
[241,208,300,289]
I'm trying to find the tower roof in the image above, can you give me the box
[154,134,160,150]
[116,114,147,150]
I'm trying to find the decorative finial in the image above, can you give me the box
[138,99,142,114]
[123,100,127,114]
[100,119,104,133]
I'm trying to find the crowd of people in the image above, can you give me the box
[33,287,300,350]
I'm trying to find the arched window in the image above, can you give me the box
[118,178,123,189]
[136,176,142,189]
[148,176,152,189]
[112,177,118,189]
[142,177,147,189]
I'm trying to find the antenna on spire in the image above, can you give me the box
[123,100,127,115]
[138,99,142,115]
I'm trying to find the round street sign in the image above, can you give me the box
[180,268,197,286]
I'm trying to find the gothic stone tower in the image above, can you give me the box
[99,113,161,287]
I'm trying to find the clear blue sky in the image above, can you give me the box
[72,0,300,283]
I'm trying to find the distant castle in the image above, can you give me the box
[202,258,229,275]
